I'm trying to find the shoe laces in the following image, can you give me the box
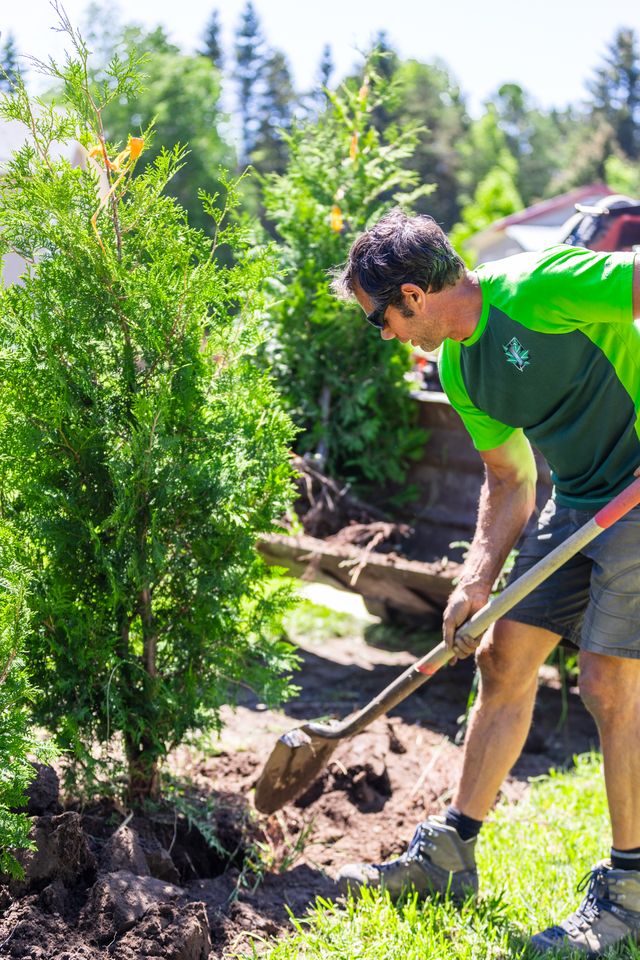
[375,822,440,873]
[405,822,435,862]
[563,866,610,936]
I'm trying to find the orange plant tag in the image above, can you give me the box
[330,205,344,232]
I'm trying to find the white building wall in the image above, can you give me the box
[1,117,87,287]
[2,251,26,287]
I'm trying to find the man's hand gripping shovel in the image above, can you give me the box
[254,478,640,815]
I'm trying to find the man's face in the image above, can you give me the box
[353,283,446,353]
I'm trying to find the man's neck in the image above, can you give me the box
[445,270,483,342]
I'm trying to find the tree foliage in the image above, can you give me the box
[605,151,640,196]
[81,16,235,237]
[384,57,468,230]
[201,8,224,70]
[552,28,640,193]
[232,2,296,179]
[0,530,56,878]
[233,1,269,165]
[347,46,468,231]
[0,15,298,802]
[589,28,640,160]
[449,102,526,262]
[261,65,433,493]
[492,83,567,206]
[316,44,334,101]
[251,49,296,177]
[0,32,21,92]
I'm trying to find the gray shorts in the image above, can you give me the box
[505,498,640,659]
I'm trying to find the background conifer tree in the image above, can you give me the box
[316,44,334,99]
[251,49,296,177]
[201,8,224,70]
[233,1,268,165]
[589,28,640,161]
[0,32,21,91]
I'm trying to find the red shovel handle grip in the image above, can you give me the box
[594,476,640,529]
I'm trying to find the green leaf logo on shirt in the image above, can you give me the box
[503,337,531,372]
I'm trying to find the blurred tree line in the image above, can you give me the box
[2,6,640,492]
[4,7,639,238]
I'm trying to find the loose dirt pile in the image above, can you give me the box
[1,630,598,959]
[290,455,411,552]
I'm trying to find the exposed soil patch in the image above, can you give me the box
[1,629,598,959]
[290,455,398,542]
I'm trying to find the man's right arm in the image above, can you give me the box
[442,429,537,659]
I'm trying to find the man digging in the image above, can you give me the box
[330,208,640,956]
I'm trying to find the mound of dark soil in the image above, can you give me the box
[1,633,599,959]
[290,455,410,550]
[0,767,251,960]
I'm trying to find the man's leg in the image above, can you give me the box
[531,651,640,956]
[578,650,640,849]
[336,616,560,901]
[452,617,561,820]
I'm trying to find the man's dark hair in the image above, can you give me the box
[331,208,465,308]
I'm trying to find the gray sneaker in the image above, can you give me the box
[531,861,640,957]
[335,815,478,902]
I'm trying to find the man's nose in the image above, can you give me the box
[380,327,396,341]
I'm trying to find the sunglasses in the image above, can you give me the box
[365,304,387,330]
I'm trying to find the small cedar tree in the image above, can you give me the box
[0,12,298,803]
[0,529,56,878]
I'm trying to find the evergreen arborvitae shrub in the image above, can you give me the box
[261,62,434,493]
[0,19,298,802]
[0,530,56,877]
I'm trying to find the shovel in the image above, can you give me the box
[254,477,640,815]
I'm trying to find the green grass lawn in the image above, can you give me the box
[240,753,640,959]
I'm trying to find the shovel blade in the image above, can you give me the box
[254,726,339,814]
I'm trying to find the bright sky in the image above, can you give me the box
[3,0,640,115]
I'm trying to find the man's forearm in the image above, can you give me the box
[442,432,538,657]
[459,472,536,591]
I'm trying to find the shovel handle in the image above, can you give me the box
[595,476,640,528]
[306,476,640,741]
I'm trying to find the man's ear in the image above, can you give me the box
[400,282,426,304]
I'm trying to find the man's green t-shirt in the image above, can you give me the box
[438,244,639,509]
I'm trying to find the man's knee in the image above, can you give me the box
[578,652,637,722]
[475,620,547,700]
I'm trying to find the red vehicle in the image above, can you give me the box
[561,194,640,252]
